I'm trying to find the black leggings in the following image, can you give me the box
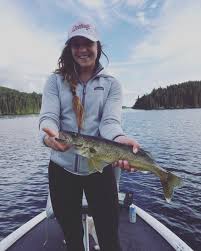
[48,161,121,251]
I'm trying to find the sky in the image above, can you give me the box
[1,0,201,106]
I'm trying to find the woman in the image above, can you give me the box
[39,21,139,251]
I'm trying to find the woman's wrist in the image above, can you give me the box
[113,135,125,141]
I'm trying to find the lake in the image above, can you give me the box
[0,109,201,250]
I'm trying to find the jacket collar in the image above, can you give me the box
[93,64,114,79]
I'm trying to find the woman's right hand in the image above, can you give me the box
[43,128,71,152]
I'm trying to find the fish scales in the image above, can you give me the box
[55,130,182,202]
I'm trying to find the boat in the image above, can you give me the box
[0,192,193,251]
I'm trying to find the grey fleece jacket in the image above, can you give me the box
[39,67,124,175]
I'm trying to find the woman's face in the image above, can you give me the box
[70,36,98,70]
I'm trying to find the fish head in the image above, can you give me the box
[58,131,74,144]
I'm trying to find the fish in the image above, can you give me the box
[55,131,182,202]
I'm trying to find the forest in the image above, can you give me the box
[133,81,201,109]
[0,86,42,115]
[1,81,201,115]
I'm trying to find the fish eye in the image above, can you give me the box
[89,147,96,153]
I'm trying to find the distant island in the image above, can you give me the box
[133,81,201,110]
[1,80,201,115]
[0,86,42,115]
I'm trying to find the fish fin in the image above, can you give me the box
[160,172,183,203]
[88,158,108,173]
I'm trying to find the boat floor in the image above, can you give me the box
[7,207,174,251]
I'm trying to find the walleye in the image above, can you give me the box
[56,131,182,202]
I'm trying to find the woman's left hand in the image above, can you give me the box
[112,135,140,172]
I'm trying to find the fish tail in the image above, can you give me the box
[160,172,182,203]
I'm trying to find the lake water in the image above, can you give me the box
[0,109,201,250]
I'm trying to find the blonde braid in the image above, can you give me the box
[69,76,84,129]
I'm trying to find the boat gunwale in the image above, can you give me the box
[0,211,46,251]
[134,204,193,251]
[0,193,193,251]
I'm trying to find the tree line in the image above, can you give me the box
[0,86,42,115]
[133,81,201,109]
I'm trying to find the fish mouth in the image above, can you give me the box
[57,132,73,144]
[55,137,65,142]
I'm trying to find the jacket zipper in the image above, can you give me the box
[74,84,87,173]
[73,65,103,173]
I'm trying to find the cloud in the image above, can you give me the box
[133,0,201,81]
[133,2,201,62]
[0,1,62,93]
[52,0,158,26]
[110,0,161,26]
[1,0,201,108]
[52,0,112,23]
[0,0,161,95]
[78,0,104,9]
[110,0,201,105]
[126,0,145,7]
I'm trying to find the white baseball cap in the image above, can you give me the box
[66,21,99,44]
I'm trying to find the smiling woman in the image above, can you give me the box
[70,37,98,71]
[53,22,108,129]
[39,20,139,251]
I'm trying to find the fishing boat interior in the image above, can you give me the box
[0,192,193,251]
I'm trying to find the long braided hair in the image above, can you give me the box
[54,40,108,129]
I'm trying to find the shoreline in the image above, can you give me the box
[127,107,201,110]
[0,113,39,118]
